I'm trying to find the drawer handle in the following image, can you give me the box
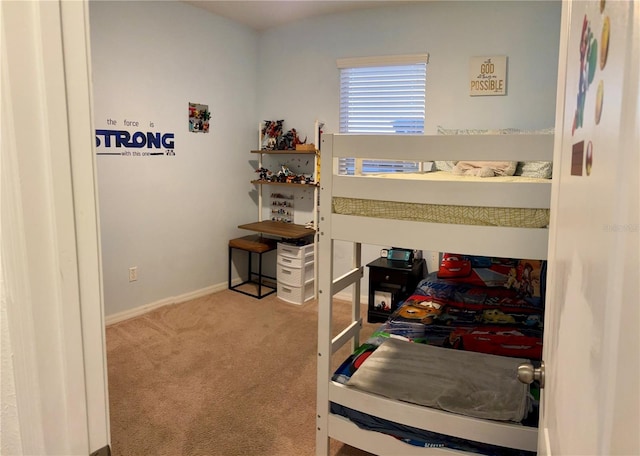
[282,287,291,292]
[385,275,390,281]
[282,270,291,275]
[282,258,292,264]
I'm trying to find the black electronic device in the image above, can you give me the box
[386,248,414,264]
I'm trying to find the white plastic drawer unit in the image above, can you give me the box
[276,242,315,304]
[277,242,314,268]
[277,281,314,305]
[277,260,314,287]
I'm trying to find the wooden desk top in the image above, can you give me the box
[238,221,315,239]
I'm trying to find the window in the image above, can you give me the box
[337,54,428,175]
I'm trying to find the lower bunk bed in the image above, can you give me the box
[325,259,544,456]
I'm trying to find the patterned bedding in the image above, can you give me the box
[330,403,536,456]
[331,255,545,454]
[386,257,546,357]
[336,256,546,379]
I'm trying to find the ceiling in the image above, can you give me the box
[183,1,418,31]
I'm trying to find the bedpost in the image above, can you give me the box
[316,134,334,455]
[351,242,361,351]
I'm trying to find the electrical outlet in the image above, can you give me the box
[129,266,137,282]
[431,251,440,265]
[425,251,440,274]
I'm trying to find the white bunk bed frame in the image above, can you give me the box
[316,132,554,456]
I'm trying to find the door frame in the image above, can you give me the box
[1,0,109,453]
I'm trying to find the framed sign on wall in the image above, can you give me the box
[469,56,507,96]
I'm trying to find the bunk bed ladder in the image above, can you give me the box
[317,134,366,455]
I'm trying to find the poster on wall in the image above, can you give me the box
[189,102,210,133]
[95,117,175,157]
[469,56,507,96]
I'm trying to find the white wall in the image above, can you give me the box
[256,1,562,282]
[90,1,561,316]
[258,1,561,133]
[90,1,259,316]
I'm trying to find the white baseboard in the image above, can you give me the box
[334,291,368,304]
[106,283,367,326]
[105,282,228,326]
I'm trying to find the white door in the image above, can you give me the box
[1,1,110,454]
[539,1,639,455]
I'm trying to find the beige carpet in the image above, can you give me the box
[106,289,377,456]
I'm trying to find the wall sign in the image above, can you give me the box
[469,56,507,96]
[95,117,175,157]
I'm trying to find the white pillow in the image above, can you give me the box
[514,161,553,179]
[453,160,518,177]
[435,126,554,178]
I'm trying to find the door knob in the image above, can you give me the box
[517,361,545,388]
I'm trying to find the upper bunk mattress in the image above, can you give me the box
[332,172,550,228]
[333,198,550,228]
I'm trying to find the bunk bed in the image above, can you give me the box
[316,132,554,456]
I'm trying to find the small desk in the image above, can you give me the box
[238,221,315,240]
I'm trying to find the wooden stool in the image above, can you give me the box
[228,234,277,299]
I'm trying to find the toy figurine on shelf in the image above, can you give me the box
[255,167,272,181]
[291,128,307,148]
[278,128,308,150]
[256,164,314,185]
[277,131,291,150]
[261,120,284,150]
[275,165,292,182]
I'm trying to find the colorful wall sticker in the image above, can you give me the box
[570,1,614,177]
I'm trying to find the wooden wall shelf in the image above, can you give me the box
[251,149,318,155]
[251,180,319,187]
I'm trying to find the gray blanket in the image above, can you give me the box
[346,338,530,422]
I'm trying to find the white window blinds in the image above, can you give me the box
[338,54,428,175]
